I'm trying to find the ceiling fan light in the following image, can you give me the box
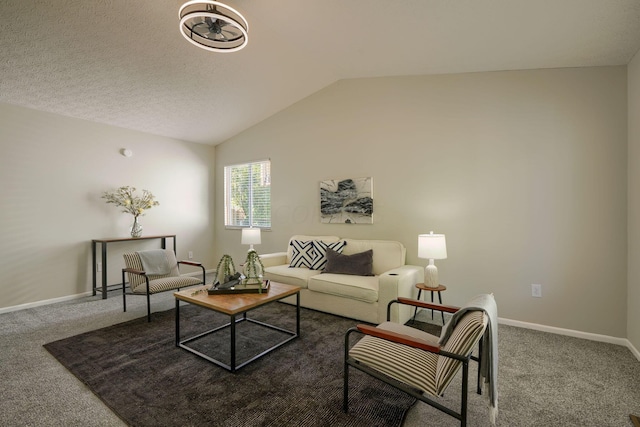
[179,1,248,53]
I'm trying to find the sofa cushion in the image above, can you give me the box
[310,240,347,270]
[264,264,319,289]
[308,273,378,303]
[343,239,405,276]
[324,248,374,276]
[289,240,315,268]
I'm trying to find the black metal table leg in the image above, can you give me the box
[101,242,108,299]
[91,241,97,296]
[430,290,435,319]
[230,314,236,372]
[296,292,300,335]
[175,299,180,346]
[411,289,422,322]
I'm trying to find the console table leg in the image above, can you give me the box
[91,241,97,296]
[101,243,108,299]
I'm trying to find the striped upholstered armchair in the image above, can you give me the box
[122,249,206,322]
[344,295,497,427]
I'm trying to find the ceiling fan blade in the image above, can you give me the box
[220,29,242,42]
[189,22,212,38]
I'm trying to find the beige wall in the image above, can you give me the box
[628,51,640,351]
[0,103,216,310]
[215,67,628,337]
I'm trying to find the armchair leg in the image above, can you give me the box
[477,339,483,394]
[344,328,356,413]
[146,279,151,322]
[461,360,469,427]
[146,293,151,322]
[343,362,349,413]
[121,270,127,313]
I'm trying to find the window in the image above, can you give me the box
[224,160,271,228]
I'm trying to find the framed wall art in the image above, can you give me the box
[320,177,373,224]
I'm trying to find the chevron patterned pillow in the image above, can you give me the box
[289,240,315,268]
[310,240,347,270]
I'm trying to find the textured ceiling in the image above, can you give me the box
[1,0,640,145]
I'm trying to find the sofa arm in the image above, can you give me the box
[378,265,424,324]
[259,252,288,268]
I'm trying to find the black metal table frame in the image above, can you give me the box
[412,287,445,324]
[175,292,300,372]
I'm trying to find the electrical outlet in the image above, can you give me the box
[531,283,542,298]
[97,262,102,272]
[188,251,193,260]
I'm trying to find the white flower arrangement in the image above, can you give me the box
[102,186,159,218]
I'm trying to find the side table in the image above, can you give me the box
[412,283,447,324]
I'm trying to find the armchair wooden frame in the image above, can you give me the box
[122,259,205,322]
[344,297,486,427]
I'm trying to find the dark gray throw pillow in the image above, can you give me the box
[323,248,374,276]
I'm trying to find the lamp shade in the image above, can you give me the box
[418,232,447,260]
[241,228,261,245]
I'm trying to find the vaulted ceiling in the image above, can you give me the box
[1,0,639,145]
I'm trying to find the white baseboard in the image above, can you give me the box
[628,340,640,362]
[0,291,93,314]
[499,317,640,361]
[0,269,217,315]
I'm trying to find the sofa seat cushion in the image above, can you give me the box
[263,265,320,289]
[308,273,378,303]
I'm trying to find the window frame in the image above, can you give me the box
[223,159,271,230]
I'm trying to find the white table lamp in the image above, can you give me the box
[241,228,261,251]
[418,231,447,288]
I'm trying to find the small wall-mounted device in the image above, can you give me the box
[121,148,133,158]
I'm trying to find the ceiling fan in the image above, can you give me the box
[195,15,243,42]
[179,1,249,52]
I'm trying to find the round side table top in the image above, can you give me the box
[415,283,447,292]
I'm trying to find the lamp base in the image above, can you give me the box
[424,264,439,288]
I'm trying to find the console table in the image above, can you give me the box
[91,235,176,299]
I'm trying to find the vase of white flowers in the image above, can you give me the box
[102,186,160,237]
[130,216,143,237]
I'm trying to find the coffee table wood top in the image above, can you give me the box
[174,281,300,315]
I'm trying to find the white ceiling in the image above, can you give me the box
[1,0,640,145]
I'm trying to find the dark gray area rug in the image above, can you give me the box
[44,303,435,427]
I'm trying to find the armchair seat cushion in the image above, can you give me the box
[349,322,440,395]
[131,276,202,294]
[308,273,378,303]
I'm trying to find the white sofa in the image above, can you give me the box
[261,235,424,324]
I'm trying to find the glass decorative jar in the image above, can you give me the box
[130,216,142,238]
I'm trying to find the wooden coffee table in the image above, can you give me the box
[174,281,301,372]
